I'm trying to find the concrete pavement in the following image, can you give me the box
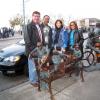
[0,69,100,100]
[0,32,100,100]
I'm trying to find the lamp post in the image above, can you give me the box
[22,0,31,33]
[22,0,26,34]
[23,0,25,26]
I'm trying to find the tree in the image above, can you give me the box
[9,14,23,28]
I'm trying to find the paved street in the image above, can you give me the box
[0,33,23,49]
[0,33,28,92]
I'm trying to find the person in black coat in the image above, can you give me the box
[24,11,45,57]
[24,11,45,87]
[41,15,53,49]
[68,21,84,56]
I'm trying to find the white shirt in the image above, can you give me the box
[36,24,42,42]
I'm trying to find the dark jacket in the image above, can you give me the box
[68,30,84,46]
[52,28,68,48]
[24,21,45,56]
[68,30,84,55]
[41,23,53,49]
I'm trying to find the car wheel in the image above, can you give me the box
[2,71,8,76]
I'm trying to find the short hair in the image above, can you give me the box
[32,11,40,16]
[43,15,50,19]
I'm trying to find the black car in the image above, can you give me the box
[0,39,28,75]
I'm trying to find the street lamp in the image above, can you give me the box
[22,0,26,34]
[23,0,25,27]
[22,0,32,34]
[22,0,31,33]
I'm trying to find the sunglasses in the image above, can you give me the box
[70,24,75,26]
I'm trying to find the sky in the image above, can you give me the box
[0,0,100,27]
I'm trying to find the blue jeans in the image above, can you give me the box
[28,58,38,84]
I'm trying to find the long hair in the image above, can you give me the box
[69,21,78,30]
[55,19,63,29]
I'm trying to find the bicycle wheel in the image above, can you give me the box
[82,51,95,68]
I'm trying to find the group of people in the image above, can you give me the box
[24,11,84,87]
[0,27,14,39]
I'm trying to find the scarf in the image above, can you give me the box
[54,28,62,44]
[70,30,75,47]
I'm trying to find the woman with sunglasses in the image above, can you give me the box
[68,21,84,55]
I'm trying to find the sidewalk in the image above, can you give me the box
[0,69,100,100]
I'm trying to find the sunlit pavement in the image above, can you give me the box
[0,71,28,92]
[0,64,100,100]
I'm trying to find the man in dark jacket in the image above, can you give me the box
[24,11,45,87]
[41,15,53,49]
[24,11,45,57]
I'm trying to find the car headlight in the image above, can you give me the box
[4,56,20,62]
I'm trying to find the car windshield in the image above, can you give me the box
[17,39,25,45]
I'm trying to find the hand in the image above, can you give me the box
[47,62,49,66]
[29,51,36,58]
[73,56,77,60]
[61,48,66,52]
[53,49,57,53]
[29,52,34,58]
[41,55,48,63]
[28,54,31,59]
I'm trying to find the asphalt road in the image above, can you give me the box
[0,33,28,92]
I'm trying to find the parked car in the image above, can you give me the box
[0,39,28,75]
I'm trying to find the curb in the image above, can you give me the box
[0,37,23,41]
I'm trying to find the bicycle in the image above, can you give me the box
[82,34,100,68]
